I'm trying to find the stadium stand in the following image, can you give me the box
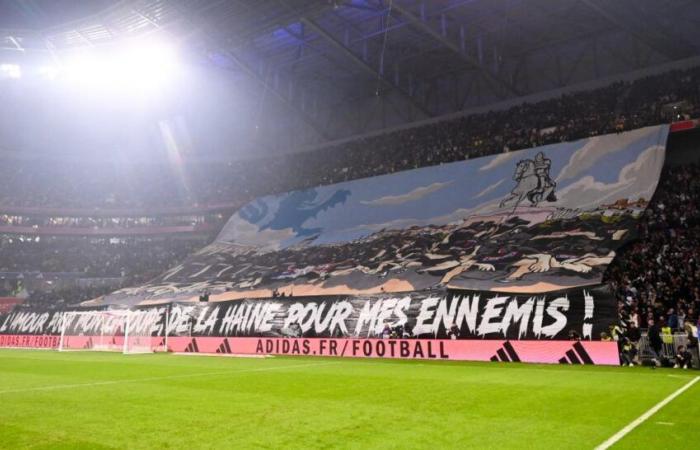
[0,236,204,279]
[0,66,699,211]
[3,1,700,447]
[607,161,700,365]
[2,65,700,327]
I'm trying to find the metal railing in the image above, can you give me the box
[636,333,699,368]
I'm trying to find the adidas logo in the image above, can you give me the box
[216,339,232,354]
[489,341,521,362]
[558,342,594,364]
[184,339,199,353]
[83,338,94,349]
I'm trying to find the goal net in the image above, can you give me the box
[59,309,167,354]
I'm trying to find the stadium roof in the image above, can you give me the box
[1,0,700,150]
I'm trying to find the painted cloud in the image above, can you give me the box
[360,181,452,206]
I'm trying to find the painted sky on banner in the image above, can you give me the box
[218,125,668,251]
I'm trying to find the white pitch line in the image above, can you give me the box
[594,376,699,450]
[0,361,337,395]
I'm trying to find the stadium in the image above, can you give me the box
[0,0,699,448]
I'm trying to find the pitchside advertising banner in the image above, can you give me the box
[0,285,619,364]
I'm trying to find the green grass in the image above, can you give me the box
[0,349,697,449]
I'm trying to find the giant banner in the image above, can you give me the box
[0,285,620,364]
[102,126,667,305]
[166,285,615,340]
[0,285,615,341]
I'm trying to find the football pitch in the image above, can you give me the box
[0,349,698,449]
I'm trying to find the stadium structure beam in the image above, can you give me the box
[0,29,49,52]
[580,0,696,61]
[74,29,95,47]
[7,36,24,52]
[130,7,161,29]
[218,47,333,142]
[390,2,520,98]
[300,17,433,118]
[271,0,541,88]
[166,1,333,142]
[341,0,476,45]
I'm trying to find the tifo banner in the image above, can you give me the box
[103,126,667,304]
[0,285,615,341]
[165,285,615,340]
[0,305,167,338]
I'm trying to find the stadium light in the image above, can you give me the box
[121,41,178,84]
[0,63,21,79]
[60,40,179,92]
[38,65,59,80]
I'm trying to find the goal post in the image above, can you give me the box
[123,306,170,354]
[58,309,168,354]
[59,310,127,352]
[123,310,165,354]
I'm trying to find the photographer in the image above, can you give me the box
[447,323,460,340]
[674,345,693,369]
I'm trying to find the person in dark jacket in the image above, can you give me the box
[667,308,679,330]
[447,323,460,340]
[619,337,637,366]
[647,319,663,367]
[381,323,392,339]
[626,323,642,343]
[674,345,692,369]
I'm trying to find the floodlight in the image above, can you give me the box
[38,65,60,80]
[59,40,179,93]
[62,53,111,85]
[121,41,179,89]
[0,63,21,79]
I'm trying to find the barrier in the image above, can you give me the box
[0,334,60,349]
[170,337,620,364]
[637,333,699,368]
[0,334,619,365]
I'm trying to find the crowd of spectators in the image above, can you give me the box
[1,65,700,336]
[0,213,224,229]
[606,163,700,366]
[0,66,699,211]
[19,285,118,309]
[0,236,206,281]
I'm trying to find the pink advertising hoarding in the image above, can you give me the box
[0,334,618,365]
[165,336,619,365]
